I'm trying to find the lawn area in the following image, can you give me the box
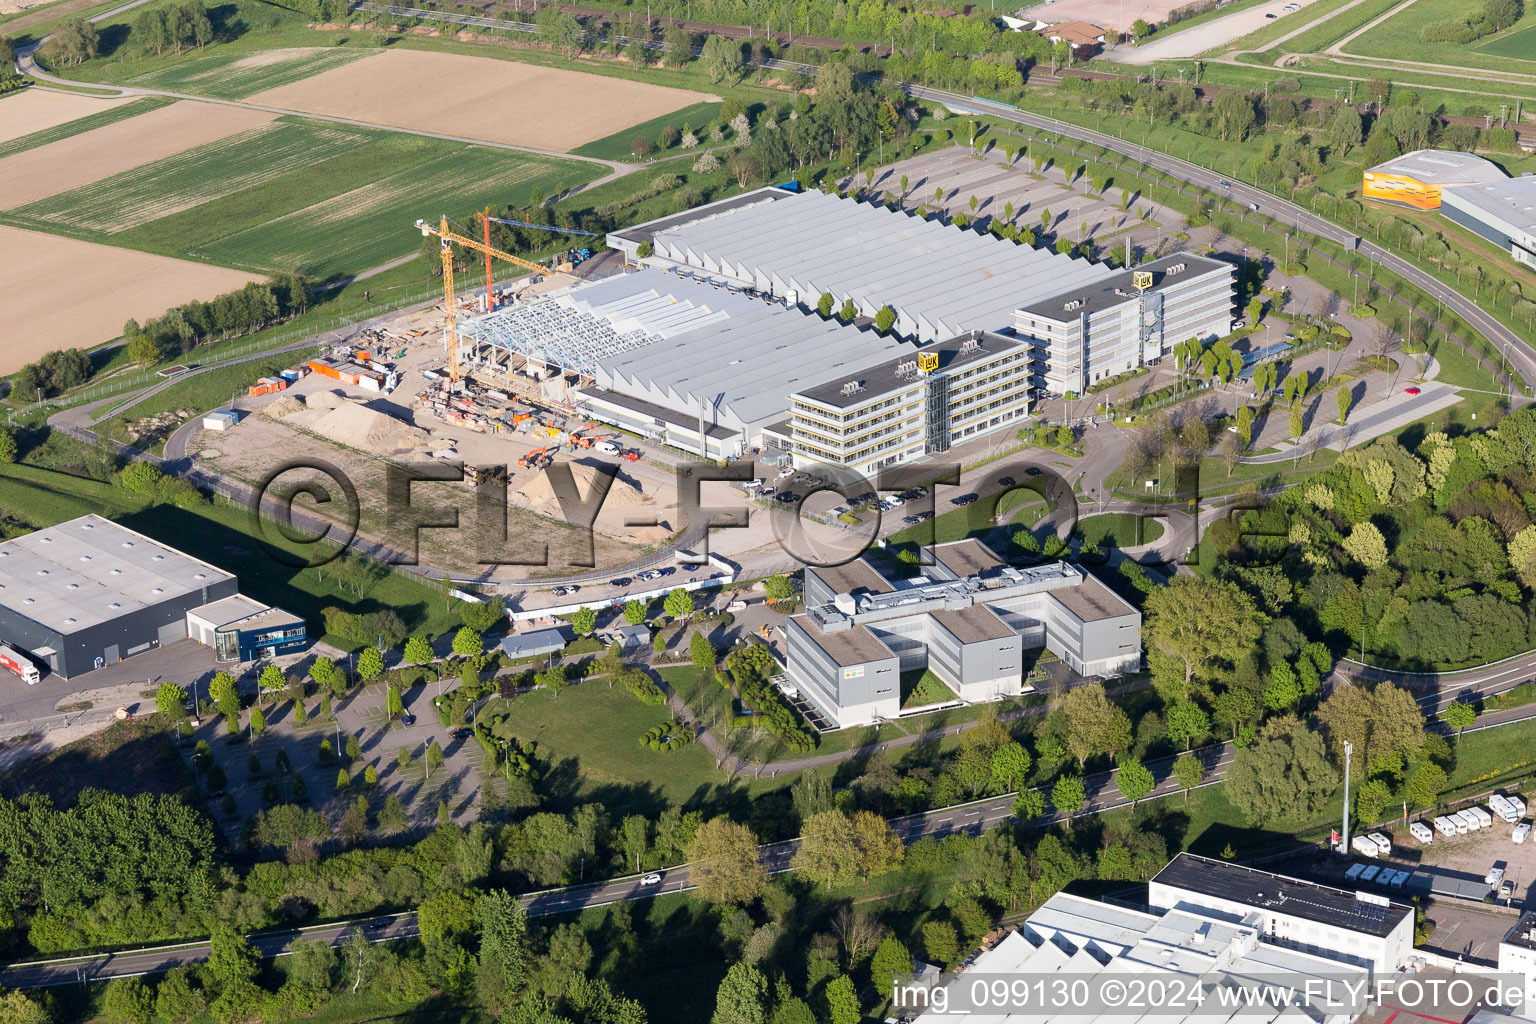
[1075,512,1164,548]
[480,680,793,817]
[571,100,723,160]
[3,116,601,278]
[0,96,172,160]
[122,46,373,98]
[1258,0,1403,53]
[1343,0,1536,72]
[901,669,957,709]
[1479,17,1536,60]
[1223,0,1367,52]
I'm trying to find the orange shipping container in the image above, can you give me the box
[308,359,341,380]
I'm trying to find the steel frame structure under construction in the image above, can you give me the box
[454,298,654,378]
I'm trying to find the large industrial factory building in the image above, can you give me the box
[451,185,1235,471]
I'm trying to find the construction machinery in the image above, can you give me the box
[477,212,600,313]
[517,446,554,470]
[622,449,641,462]
[416,216,548,382]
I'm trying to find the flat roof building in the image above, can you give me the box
[609,187,1234,399]
[787,539,1140,728]
[914,889,1372,1022]
[788,330,1033,473]
[1443,174,1536,272]
[0,515,303,678]
[1149,852,1415,975]
[1362,149,1508,211]
[610,187,1116,344]
[1015,253,1234,395]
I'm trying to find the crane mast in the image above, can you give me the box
[416,216,548,382]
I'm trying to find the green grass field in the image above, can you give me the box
[121,46,373,98]
[1478,17,1536,60]
[1236,0,1402,54]
[0,96,172,160]
[193,143,599,278]
[571,100,723,160]
[481,680,794,816]
[11,119,375,234]
[1342,0,1536,70]
[1075,512,1165,547]
[4,115,601,278]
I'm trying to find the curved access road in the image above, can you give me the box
[0,740,1234,989]
[910,89,1536,399]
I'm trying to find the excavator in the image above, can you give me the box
[516,446,552,470]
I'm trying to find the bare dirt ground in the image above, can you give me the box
[0,0,56,16]
[242,49,718,151]
[0,226,258,368]
[1015,0,1183,33]
[0,101,276,209]
[0,89,136,144]
[188,366,666,576]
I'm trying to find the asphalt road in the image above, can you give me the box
[0,741,1234,988]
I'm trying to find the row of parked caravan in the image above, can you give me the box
[1429,794,1529,842]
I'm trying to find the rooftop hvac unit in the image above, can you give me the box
[840,381,864,396]
[961,337,980,352]
[896,360,917,374]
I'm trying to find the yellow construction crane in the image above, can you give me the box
[416,216,546,382]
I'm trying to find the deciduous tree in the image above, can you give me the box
[686,817,766,905]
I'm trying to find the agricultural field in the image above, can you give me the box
[0,100,275,209]
[0,226,257,368]
[571,100,724,160]
[193,143,598,278]
[1340,0,1536,71]
[9,118,364,232]
[0,91,155,152]
[244,48,720,152]
[121,46,373,98]
[3,114,601,278]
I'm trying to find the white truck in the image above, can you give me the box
[1433,816,1458,838]
[1492,795,1520,823]
[1471,806,1495,829]
[1409,821,1434,844]
[1352,834,1381,858]
[1367,832,1393,856]
[1450,811,1472,834]
[1508,794,1529,818]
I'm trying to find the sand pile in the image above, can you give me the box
[520,462,648,510]
[309,401,429,453]
[262,394,305,419]
[307,389,347,410]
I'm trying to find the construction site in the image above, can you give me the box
[186,211,690,580]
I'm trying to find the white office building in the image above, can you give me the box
[786,539,1140,728]
[1149,853,1415,975]
[913,888,1370,1023]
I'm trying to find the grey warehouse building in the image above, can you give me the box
[785,539,1140,728]
[609,186,1235,397]
[1443,174,1536,272]
[0,515,302,678]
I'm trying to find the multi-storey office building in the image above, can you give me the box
[785,539,1140,728]
[785,331,1032,473]
[1013,254,1235,395]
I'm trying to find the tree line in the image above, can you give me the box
[131,2,214,55]
[124,273,309,366]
